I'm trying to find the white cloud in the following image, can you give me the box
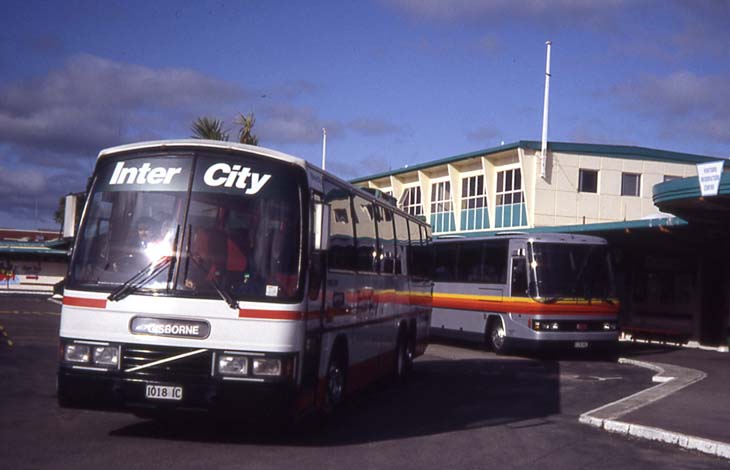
[613,71,730,144]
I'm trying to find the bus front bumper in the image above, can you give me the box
[57,368,299,419]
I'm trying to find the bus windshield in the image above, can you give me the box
[68,151,305,303]
[529,242,613,302]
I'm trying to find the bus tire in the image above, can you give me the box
[323,344,347,415]
[393,329,412,384]
[487,317,509,355]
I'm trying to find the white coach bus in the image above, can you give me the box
[58,140,432,421]
[431,233,619,354]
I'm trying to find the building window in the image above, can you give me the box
[431,181,452,213]
[461,175,487,209]
[621,172,641,196]
[495,168,526,228]
[431,180,455,233]
[399,186,422,217]
[578,169,598,193]
[461,174,489,230]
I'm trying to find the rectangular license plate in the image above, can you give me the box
[574,341,589,349]
[145,384,183,401]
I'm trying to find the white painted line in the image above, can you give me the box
[579,357,729,460]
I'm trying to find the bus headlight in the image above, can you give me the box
[252,358,281,376]
[531,321,560,331]
[218,355,248,375]
[92,346,119,366]
[64,344,91,363]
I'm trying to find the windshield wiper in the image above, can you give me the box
[188,255,239,310]
[107,225,180,302]
[108,256,172,302]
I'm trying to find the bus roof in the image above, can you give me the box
[434,232,607,245]
[96,139,430,228]
[98,139,308,169]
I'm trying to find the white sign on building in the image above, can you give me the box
[696,161,725,197]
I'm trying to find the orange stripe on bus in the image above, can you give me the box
[62,296,107,309]
[432,294,619,316]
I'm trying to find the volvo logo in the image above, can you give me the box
[130,317,210,339]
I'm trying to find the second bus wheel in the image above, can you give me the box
[487,318,510,355]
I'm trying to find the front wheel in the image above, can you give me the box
[323,349,346,415]
[487,318,509,355]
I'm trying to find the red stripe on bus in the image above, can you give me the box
[237,309,302,320]
[62,296,107,309]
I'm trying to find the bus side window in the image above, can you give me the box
[377,206,395,274]
[353,195,378,273]
[483,241,508,284]
[433,243,458,282]
[324,181,356,271]
[394,214,409,275]
[511,257,528,297]
[408,220,430,279]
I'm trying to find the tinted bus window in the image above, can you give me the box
[408,220,430,279]
[324,181,356,271]
[456,241,483,282]
[394,214,409,275]
[482,240,508,283]
[433,243,458,282]
[377,206,396,274]
[353,195,378,272]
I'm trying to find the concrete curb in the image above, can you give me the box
[580,358,730,460]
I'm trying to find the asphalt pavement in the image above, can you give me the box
[581,341,730,460]
[1,293,729,467]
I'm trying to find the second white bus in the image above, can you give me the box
[430,233,619,354]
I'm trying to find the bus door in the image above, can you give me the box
[509,242,529,298]
[301,192,328,393]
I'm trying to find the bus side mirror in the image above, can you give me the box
[313,202,330,251]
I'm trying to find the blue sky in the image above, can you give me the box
[2,0,730,229]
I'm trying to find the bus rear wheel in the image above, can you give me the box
[487,318,509,355]
[393,332,413,383]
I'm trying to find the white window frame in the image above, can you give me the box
[460,172,489,231]
[430,178,453,215]
[399,185,423,217]
[495,165,527,228]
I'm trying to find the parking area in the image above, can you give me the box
[0,295,724,469]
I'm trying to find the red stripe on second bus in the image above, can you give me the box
[62,296,107,309]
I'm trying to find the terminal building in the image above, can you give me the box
[0,229,68,293]
[351,140,729,349]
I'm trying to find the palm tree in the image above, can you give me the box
[234,112,259,145]
[191,116,229,141]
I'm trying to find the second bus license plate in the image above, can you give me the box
[145,384,183,401]
[574,341,589,349]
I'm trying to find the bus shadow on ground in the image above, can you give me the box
[109,357,561,446]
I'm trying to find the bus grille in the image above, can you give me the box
[121,345,213,381]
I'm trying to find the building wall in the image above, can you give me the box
[0,258,66,292]
[361,145,698,235]
[531,150,697,227]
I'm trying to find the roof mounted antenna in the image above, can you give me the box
[540,41,552,179]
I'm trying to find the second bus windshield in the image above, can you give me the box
[529,242,613,302]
